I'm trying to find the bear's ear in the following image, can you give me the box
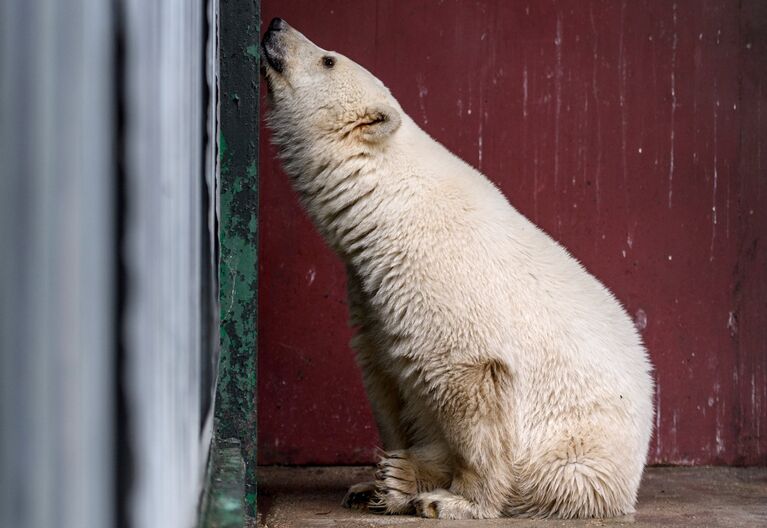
[354,103,401,142]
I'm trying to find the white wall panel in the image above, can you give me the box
[122,1,215,527]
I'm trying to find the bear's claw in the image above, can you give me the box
[341,481,376,509]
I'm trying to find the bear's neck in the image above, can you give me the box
[301,149,387,245]
[287,133,422,269]
[274,114,441,274]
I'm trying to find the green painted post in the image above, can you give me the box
[218,0,260,514]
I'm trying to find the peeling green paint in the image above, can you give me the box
[218,0,260,516]
[219,131,228,165]
[199,437,246,528]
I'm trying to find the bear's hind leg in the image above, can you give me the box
[414,488,479,519]
[411,358,515,519]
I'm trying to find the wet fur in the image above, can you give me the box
[262,21,654,520]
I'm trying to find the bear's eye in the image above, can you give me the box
[322,56,336,69]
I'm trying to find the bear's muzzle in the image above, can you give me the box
[262,17,288,74]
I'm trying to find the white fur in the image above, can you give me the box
[262,21,654,520]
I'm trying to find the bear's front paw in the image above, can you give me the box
[367,450,418,515]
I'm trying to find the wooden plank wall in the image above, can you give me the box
[258,0,767,466]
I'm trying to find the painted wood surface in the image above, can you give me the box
[218,0,260,512]
[258,0,767,466]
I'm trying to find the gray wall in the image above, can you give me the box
[0,1,115,527]
[0,1,221,527]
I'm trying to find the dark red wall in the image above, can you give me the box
[258,0,767,466]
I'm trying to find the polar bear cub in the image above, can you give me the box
[261,18,654,520]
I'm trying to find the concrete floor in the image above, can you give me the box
[254,466,767,528]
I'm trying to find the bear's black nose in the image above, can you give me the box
[269,18,284,31]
